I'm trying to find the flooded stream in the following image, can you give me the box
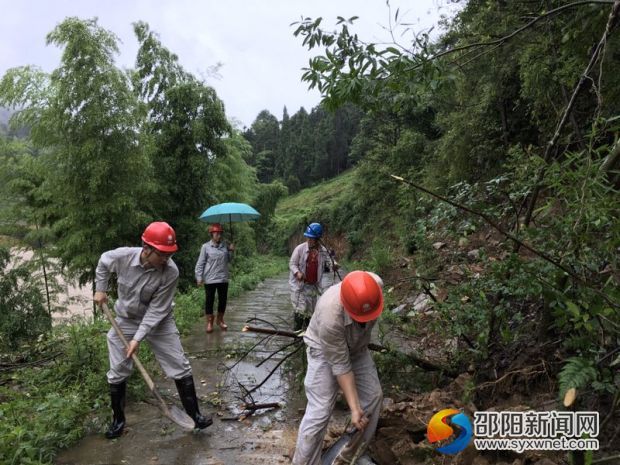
[56,274,309,465]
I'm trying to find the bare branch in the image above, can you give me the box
[245,317,279,331]
[242,324,301,339]
[223,333,273,371]
[256,338,303,368]
[246,344,304,396]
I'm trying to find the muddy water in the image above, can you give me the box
[10,248,94,324]
[56,274,316,465]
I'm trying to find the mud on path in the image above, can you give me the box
[56,275,306,465]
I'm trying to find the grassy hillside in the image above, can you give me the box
[271,169,356,253]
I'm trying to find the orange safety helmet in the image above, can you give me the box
[340,271,384,323]
[141,221,178,253]
[208,223,224,234]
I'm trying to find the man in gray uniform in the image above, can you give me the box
[292,271,384,465]
[94,221,212,439]
[289,222,338,330]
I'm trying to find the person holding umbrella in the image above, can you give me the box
[195,223,234,333]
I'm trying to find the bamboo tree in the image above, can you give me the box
[133,22,231,286]
[0,17,150,285]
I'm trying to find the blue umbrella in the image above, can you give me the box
[199,202,261,240]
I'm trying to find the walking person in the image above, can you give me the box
[94,221,212,439]
[195,223,234,333]
[289,222,338,331]
[292,271,384,465]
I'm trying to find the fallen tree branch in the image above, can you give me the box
[245,317,279,331]
[224,333,273,372]
[221,402,283,422]
[242,324,458,376]
[245,344,304,396]
[242,325,300,339]
[256,338,303,368]
[0,352,63,372]
[241,401,281,411]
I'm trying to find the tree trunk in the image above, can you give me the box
[522,0,620,230]
[35,224,52,318]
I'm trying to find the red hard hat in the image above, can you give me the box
[208,223,224,234]
[340,271,384,323]
[141,221,178,253]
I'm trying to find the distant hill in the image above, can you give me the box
[273,169,356,254]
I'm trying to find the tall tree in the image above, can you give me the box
[133,22,231,286]
[244,110,280,182]
[0,17,149,285]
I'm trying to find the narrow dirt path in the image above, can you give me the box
[56,274,303,465]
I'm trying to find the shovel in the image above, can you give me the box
[321,425,367,465]
[101,303,195,430]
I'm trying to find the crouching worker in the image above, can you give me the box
[94,221,212,439]
[292,271,384,465]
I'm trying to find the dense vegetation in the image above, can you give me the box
[285,0,620,436]
[0,18,260,289]
[1,1,619,463]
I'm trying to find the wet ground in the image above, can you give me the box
[56,274,313,465]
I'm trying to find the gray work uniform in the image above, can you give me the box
[194,240,232,284]
[288,242,333,318]
[96,247,192,384]
[292,284,383,465]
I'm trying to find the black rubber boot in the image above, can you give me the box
[105,381,126,439]
[294,313,311,331]
[174,376,213,429]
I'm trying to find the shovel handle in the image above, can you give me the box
[100,303,159,396]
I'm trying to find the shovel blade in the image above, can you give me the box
[165,404,196,430]
[321,432,353,465]
[322,429,366,465]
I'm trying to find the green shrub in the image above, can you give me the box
[0,321,109,464]
[0,247,51,351]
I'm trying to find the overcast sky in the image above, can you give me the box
[0,0,461,128]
